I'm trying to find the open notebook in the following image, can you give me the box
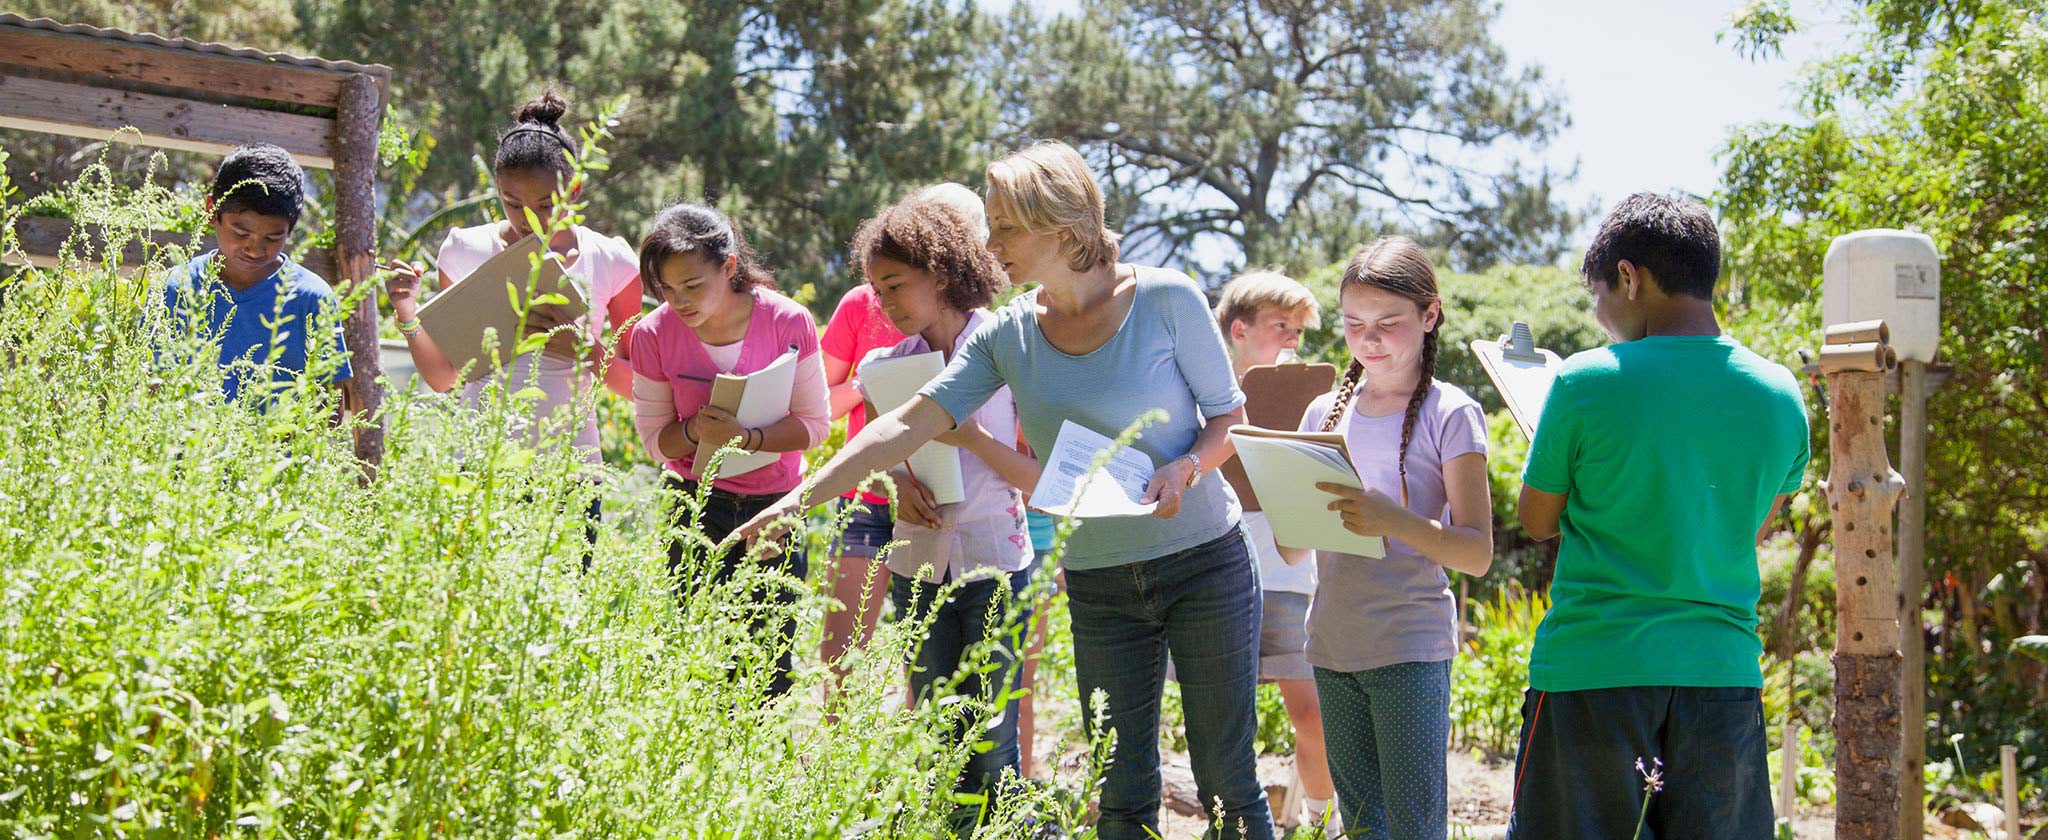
[1470,321,1565,440]
[855,350,966,505]
[414,233,588,382]
[1226,426,1387,558]
[694,346,799,480]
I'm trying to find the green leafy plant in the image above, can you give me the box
[1450,588,1549,756]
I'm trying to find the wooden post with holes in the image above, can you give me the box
[1823,319,1908,840]
[334,72,384,467]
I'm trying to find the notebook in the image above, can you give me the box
[1226,425,1387,558]
[855,350,966,505]
[693,346,799,480]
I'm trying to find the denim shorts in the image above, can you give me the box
[829,497,895,559]
[1258,590,1313,681]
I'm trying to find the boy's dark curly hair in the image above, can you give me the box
[1582,192,1722,300]
[209,144,305,223]
[850,199,1007,312]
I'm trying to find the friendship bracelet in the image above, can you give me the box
[395,317,421,337]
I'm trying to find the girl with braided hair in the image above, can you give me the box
[1298,236,1494,839]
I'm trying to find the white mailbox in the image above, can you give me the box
[1823,229,1941,362]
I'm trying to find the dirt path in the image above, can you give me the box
[1033,730,1853,839]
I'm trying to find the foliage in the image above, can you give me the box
[0,147,1115,839]
[1449,589,1547,756]
[1002,0,1578,274]
[17,152,211,236]
[281,0,998,310]
[1715,0,2048,785]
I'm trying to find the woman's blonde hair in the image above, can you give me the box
[984,141,1121,272]
[1214,269,1321,337]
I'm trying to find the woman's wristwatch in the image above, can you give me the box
[1181,453,1202,488]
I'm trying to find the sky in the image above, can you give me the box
[986,0,1848,244]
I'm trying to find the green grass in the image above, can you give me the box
[0,147,1106,838]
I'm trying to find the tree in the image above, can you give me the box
[1716,0,2048,792]
[1001,0,1576,276]
[291,0,999,304]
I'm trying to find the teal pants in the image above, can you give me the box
[1313,659,1452,840]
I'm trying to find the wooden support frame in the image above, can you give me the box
[1,14,391,464]
[0,26,371,109]
[0,75,339,168]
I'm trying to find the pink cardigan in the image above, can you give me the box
[629,287,829,495]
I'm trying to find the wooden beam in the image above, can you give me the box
[8,214,197,267]
[0,28,377,110]
[0,75,335,168]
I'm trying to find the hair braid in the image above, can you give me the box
[1395,323,1440,508]
[1319,359,1365,432]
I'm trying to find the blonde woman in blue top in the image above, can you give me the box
[741,141,1272,840]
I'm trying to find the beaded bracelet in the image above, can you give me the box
[395,317,422,337]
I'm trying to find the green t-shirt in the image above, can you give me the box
[1522,335,1809,691]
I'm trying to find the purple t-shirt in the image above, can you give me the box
[1298,380,1488,673]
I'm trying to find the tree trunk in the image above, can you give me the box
[1822,326,1907,840]
[1773,522,1826,660]
[334,72,384,469]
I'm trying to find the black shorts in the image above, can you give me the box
[1507,685,1775,840]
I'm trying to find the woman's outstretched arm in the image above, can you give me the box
[733,395,957,544]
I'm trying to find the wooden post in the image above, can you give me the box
[334,72,384,467]
[1898,358,1931,837]
[1822,320,1908,840]
[1780,723,1801,821]
[2003,745,2021,840]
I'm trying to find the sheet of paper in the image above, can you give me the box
[1470,338,1564,441]
[856,351,965,504]
[1228,427,1387,558]
[701,347,798,480]
[1029,420,1158,519]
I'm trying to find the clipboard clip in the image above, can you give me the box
[1499,321,1544,364]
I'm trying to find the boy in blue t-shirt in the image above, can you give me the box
[1507,194,1809,840]
[159,144,352,407]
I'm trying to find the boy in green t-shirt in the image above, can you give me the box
[1506,194,1809,840]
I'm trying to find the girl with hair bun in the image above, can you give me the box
[381,88,646,451]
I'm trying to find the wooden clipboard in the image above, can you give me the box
[414,234,589,382]
[1219,361,1338,511]
[1471,321,1564,441]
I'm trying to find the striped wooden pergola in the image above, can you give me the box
[0,13,393,463]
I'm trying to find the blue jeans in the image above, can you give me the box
[1065,529,1273,840]
[890,567,1033,799]
[1315,659,1453,840]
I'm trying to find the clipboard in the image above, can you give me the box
[1219,361,1338,511]
[1471,321,1564,440]
[415,234,589,382]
